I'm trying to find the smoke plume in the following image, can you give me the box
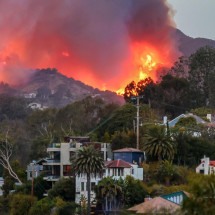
[0,0,179,90]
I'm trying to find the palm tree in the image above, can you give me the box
[95,176,122,213]
[143,125,175,161]
[71,145,104,215]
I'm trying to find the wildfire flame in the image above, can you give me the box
[116,41,174,95]
[117,48,158,95]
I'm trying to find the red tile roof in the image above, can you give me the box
[113,147,142,153]
[210,161,215,166]
[105,159,132,168]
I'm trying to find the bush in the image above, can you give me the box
[9,194,36,215]
[29,197,54,215]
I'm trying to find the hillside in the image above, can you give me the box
[176,29,215,56]
[17,68,124,108]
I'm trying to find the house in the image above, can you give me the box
[196,156,215,175]
[163,113,215,137]
[128,191,189,214]
[28,103,48,110]
[104,159,143,180]
[26,159,48,180]
[113,147,144,165]
[23,92,37,99]
[164,113,207,128]
[75,159,143,203]
[128,197,180,214]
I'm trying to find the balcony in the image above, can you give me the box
[43,159,60,165]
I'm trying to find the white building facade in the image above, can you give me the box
[196,156,215,175]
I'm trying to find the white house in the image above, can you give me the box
[196,156,215,175]
[75,159,143,203]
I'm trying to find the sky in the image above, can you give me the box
[167,0,215,40]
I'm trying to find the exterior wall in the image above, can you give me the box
[60,143,71,177]
[104,164,143,181]
[27,164,43,180]
[161,191,188,205]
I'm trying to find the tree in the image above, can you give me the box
[143,125,175,161]
[136,77,157,107]
[9,194,36,215]
[48,178,75,201]
[29,197,54,215]
[123,81,137,102]
[0,131,22,184]
[188,46,215,107]
[71,146,104,215]
[159,74,190,116]
[182,174,215,215]
[157,160,176,186]
[95,176,122,213]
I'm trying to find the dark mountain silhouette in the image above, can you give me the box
[175,29,215,56]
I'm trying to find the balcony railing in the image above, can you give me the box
[45,159,60,164]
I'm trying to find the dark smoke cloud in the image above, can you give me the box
[0,0,179,90]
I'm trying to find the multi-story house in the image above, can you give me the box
[42,136,112,187]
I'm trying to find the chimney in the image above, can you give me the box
[144,196,152,202]
[163,116,167,124]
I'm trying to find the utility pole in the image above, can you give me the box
[31,164,34,197]
[136,96,140,149]
[132,96,142,149]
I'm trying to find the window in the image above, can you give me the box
[131,168,134,174]
[81,182,85,191]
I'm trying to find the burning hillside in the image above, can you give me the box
[0,0,180,92]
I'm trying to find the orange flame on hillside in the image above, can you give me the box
[116,42,167,95]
